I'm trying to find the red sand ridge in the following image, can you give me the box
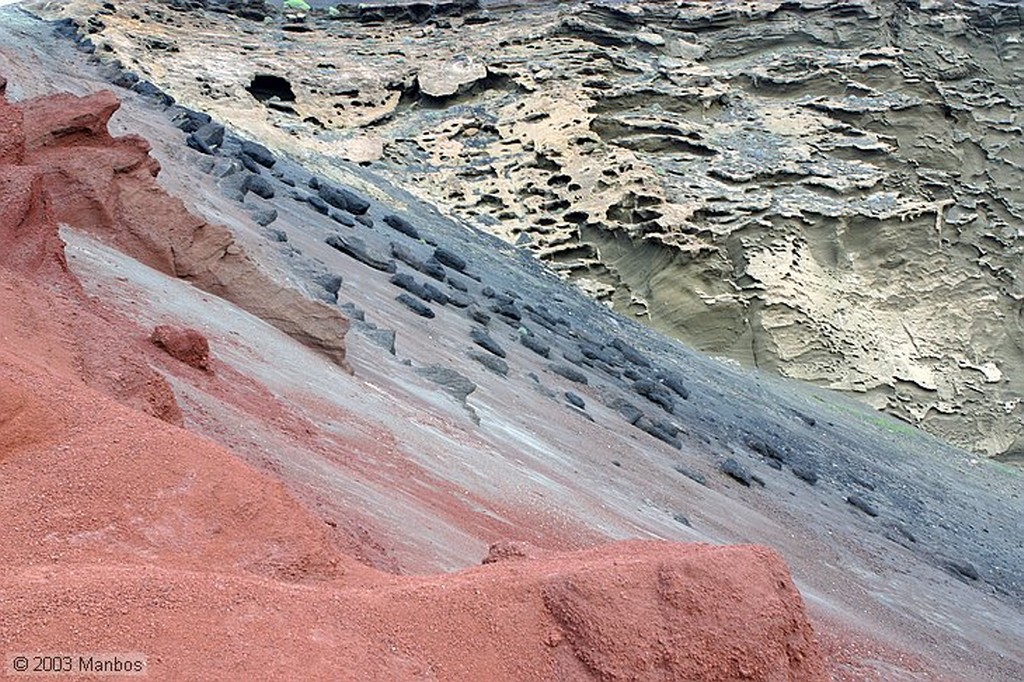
[0,79,828,679]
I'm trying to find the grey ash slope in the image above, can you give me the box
[139,31,1024,612]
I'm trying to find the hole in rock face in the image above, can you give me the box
[247,74,296,103]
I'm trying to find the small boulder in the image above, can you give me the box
[611,338,652,367]
[548,363,588,385]
[240,139,276,168]
[416,365,476,403]
[384,214,420,239]
[469,351,509,377]
[633,378,675,414]
[434,247,467,272]
[318,183,370,215]
[245,173,275,199]
[520,333,550,358]
[168,106,211,133]
[470,329,506,358]
[720,458,752,487]
[248,206,278,227]
[396,293,435,318]
[186,121,225,154]
[150,324,211,371]
[846,494,879,517]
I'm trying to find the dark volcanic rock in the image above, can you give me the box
[720,458,752,487]
[314,273,344,304]
[519,333,550,358]
[611,338,651,368]
[633,378,675,414]
[490,299,522,322]
[611,398,643,425]
[565,391,585,409]
[383,214,420,239]
[421,281,449,306]
[168,105,211,133]
[674,466,707,487]
[636,417,681,449]
[420,257,447,282]
[331,210,356,227]
[325,235,396,272]
[391,241,424,270]
[238,152,262,174]
[307,195,331,215]
[390,272,434,303]
[132,80,174,107]
[248,206,277,226]
[396,293,435,318]
[416,365,476,403]
[746,437,787,464]
[846,494,880,517]
[658,372,690,400]
[621,367,644,381]
[218,172,250,202]
[356,323,396,355]
[245,173,275,199]
[548,363,588,385]
[790,463,819,486]
[943,559,980,582]
[338,302,366,322]
[240,139,276,168]
[561,347,586,367]
[186,121,224,154]
[433,247,467,272]
[319,183,370,215]
[468,351,508,377]
[446,291,471,308]
[447,275,468,292]
[469,329,505,358]
[468,308,491,326]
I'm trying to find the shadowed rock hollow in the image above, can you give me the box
[43,0,1024,458]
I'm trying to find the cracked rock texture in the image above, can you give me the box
[39,0,1024,457]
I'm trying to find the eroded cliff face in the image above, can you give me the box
[36,0,1024,456]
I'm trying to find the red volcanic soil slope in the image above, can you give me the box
[0,80,827,678]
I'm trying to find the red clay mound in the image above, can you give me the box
[150,323,212,371]
[1,542,826,681]
[539,543,824,681]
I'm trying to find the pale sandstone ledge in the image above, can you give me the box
[32,0,1024,457]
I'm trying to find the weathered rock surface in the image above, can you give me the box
[47,0,1024,457]
[16,85,351,371]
